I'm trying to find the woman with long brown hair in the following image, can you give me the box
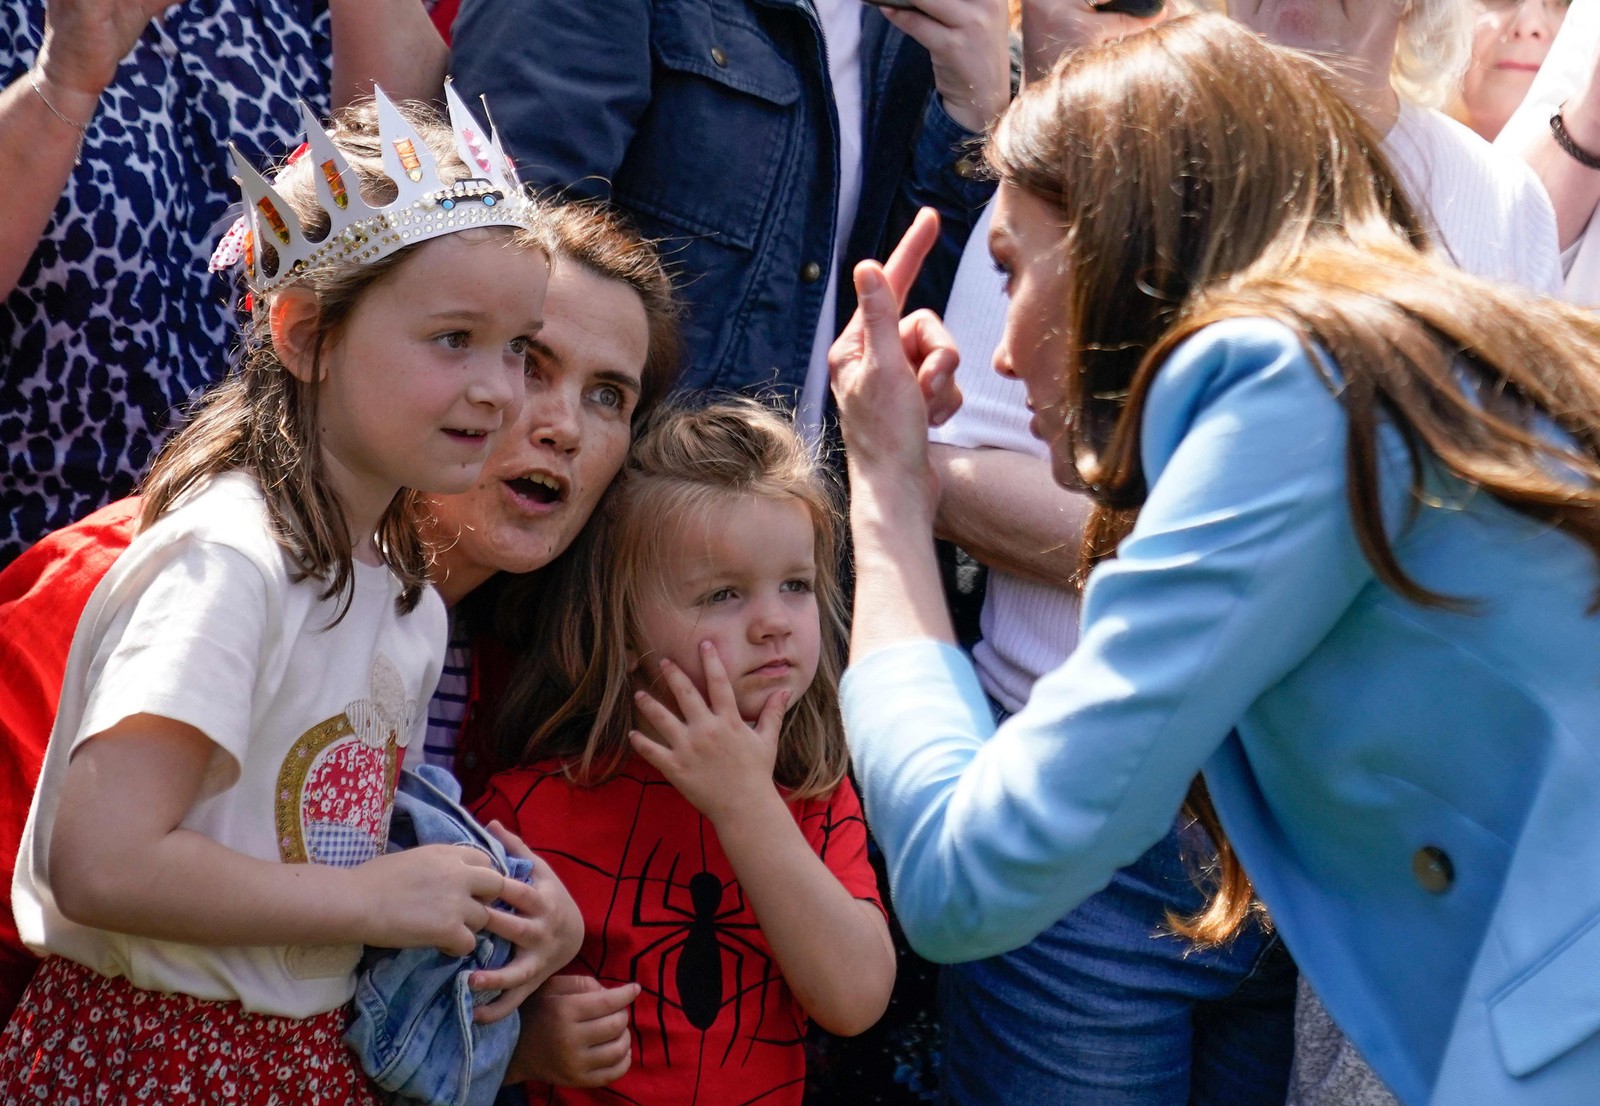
[830,13,1600,1105]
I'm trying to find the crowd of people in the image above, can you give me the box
[5,0,1600,1104]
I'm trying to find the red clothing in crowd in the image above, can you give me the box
[474,758,883,1106]
[426,0,458,41]
[0,498,139,1021]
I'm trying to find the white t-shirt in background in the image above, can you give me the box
[1496,0,1600,304]
[14,471,445,1018]
[928,204,1083,714]
[797,0,866,443]
[1386,101,1563,294]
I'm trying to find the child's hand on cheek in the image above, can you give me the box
[630,642,788,826]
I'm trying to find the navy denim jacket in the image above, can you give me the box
[451,0,996,400]
[346,766,534,1106]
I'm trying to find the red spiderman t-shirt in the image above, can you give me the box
[474,757,883,1106]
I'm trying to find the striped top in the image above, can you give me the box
[421,612,473,773]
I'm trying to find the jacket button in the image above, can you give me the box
[800,261,823,283]
[710,46,728,67]
[1412,846,1454,894]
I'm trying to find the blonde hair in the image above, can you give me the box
[1393,0,1473,108]
[141,99,550,616]
[992,13,1600,943]
[496,399,850,799]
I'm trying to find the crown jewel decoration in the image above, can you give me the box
[212,82,536,294]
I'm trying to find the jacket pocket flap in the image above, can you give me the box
[653,10,801,105]
[1489,914,1600,1078]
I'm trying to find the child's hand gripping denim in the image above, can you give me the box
[346,766,579,1106]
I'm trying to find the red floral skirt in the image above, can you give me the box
[0,955,380,1105]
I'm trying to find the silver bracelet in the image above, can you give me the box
[27,67,90,166]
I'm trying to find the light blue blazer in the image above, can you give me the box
[843,318,1600,1106]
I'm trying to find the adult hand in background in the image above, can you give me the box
[0,0,181,299]
[830,205,960,655]
[1519,0,1600,249]
[878,0,1012,132]
[37,0,180,99]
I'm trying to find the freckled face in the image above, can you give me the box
[424,263,649,602]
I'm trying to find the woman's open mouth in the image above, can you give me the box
[504,473,565,507]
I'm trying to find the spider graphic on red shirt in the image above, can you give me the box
[625,837,784,1067]
[477,760,875,1104]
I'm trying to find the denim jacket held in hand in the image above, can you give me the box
[345,765,535,1106]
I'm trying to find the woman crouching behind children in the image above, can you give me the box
[478,399,895,1103]
[0,96,565,1102]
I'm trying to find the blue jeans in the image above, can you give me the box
[939,820,1296,1105]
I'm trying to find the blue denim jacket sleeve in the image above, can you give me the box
[345,766,535,1106]
[840,319,1406,964]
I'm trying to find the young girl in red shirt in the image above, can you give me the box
[477,400,895,1103]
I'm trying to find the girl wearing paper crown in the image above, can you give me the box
[0,88,558,1104]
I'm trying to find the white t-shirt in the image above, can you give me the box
[928,205,1080,714]
[1496,0,1600,304]
[931,104,1562,711]
[1386,101,1563,294]
[13,472,445,1018]
[797,0,866,443]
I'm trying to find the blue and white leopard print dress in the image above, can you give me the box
[0,0,331,565]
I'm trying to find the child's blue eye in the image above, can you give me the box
[706,587,736,603]
[508,336,533,357]
[781,578,814,594]
[436,331,469,350]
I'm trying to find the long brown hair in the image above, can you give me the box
[990,13,1600,942]
[496,399,851,800]
[141,99,549,616]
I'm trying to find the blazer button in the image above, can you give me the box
[800,261,823,283]
[710,46,728,67]
[1412,846,1454,894]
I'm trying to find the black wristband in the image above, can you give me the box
[1551,110,1600,171]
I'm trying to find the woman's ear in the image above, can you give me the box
[269,288,323,383]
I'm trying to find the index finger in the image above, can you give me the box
[880,207,942,309]
[697,642,741,719]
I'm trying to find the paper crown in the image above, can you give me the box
[220,82,538,294]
